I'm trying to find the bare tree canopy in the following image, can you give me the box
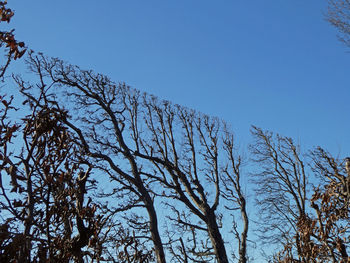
[1,50,348,263]
[249,126,310,259]
[0,51,250,263]
[327,0,350,47]
[250,127,349,262]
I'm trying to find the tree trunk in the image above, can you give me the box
[142,191,166,263]
[206,210,229,263]
[239,198,249,263]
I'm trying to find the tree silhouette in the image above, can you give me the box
[10,52,250,263]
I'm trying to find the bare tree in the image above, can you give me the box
[111,85,249,263]
[17,52,250,263]
[133,97,229,263]
[327,0,350,48]
[221,128,249,263]
[20,52,167,263]
[250,126,309,261]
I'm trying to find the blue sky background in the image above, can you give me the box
[9,1,350,155]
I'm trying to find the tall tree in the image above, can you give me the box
[250,126,309,260]
[16,52,250,263]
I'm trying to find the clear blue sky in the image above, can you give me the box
[9,0,350,156]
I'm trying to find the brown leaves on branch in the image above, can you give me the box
[0,92,112,262]
[273,150,350,263]
[0,1,14,23]
[0,1,26,78]
[0,30,26,58]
